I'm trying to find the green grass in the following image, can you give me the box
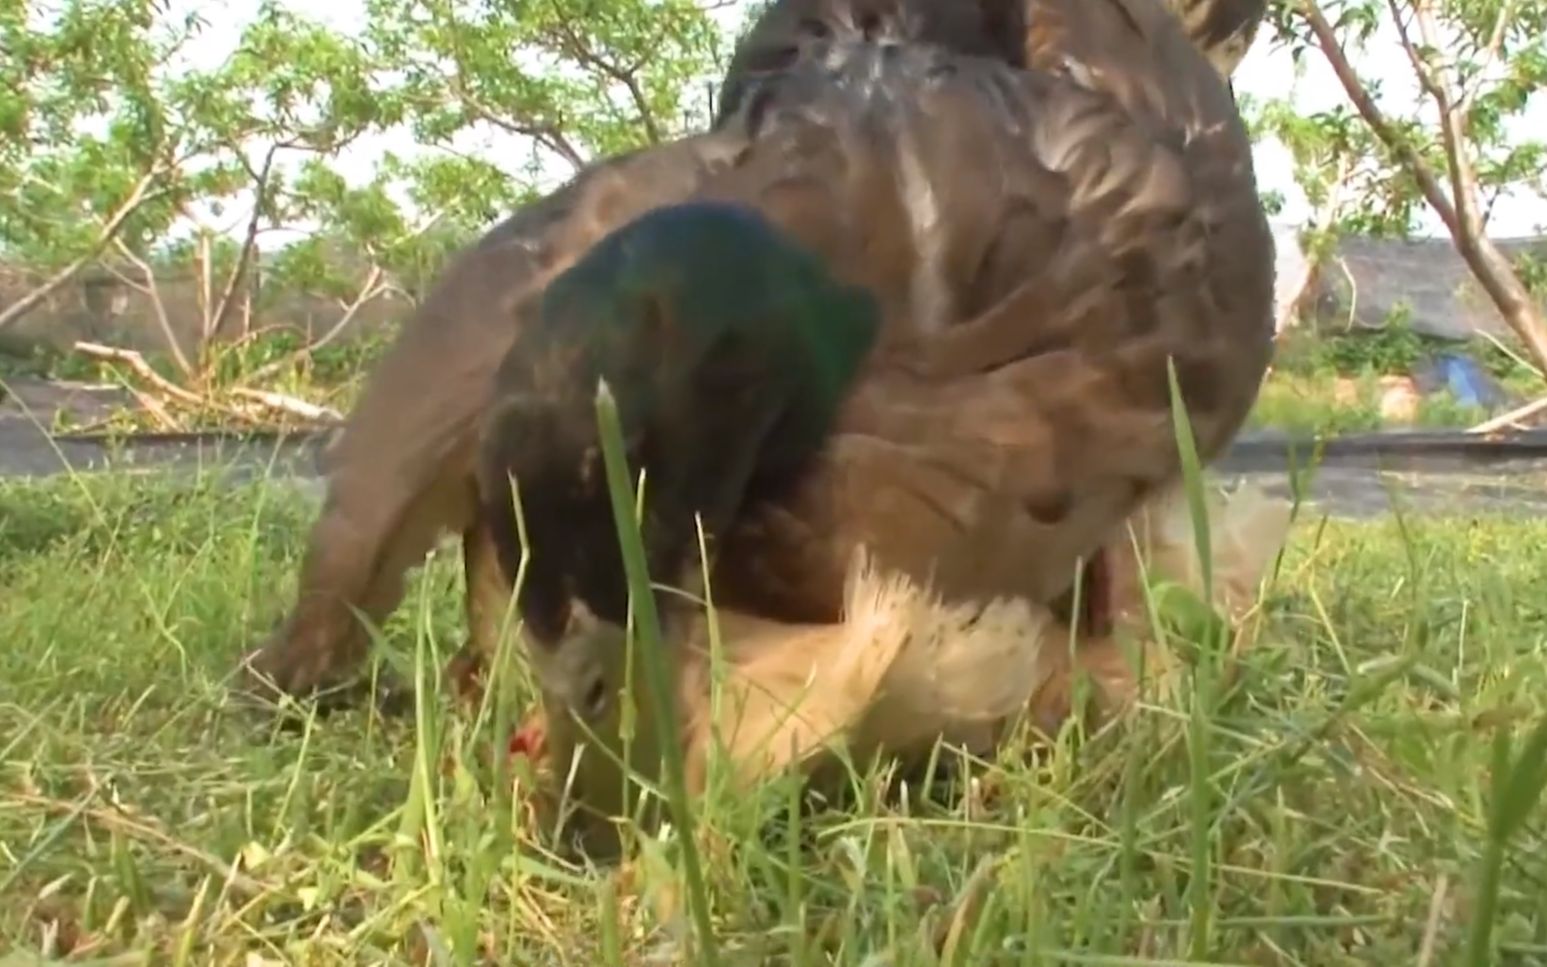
[4,471,1547,964]
[1244,324,1544,437]
[1244,369,1511,436]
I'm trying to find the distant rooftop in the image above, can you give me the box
[1273,223,1547,341]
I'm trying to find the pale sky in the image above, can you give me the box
[163,0,1547,241]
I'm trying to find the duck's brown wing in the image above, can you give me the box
[703,3,1275,624]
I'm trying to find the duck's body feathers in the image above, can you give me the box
[666,32,1275,623]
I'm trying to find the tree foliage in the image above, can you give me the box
[1257,0,1547,373]
[0,0,728,388]
[6,0,1546,412]
[363,0,724,173]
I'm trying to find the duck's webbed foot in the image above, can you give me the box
[237,614,375,712]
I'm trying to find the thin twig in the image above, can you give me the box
[124,386,179,430]
[72,341,205,407]
[241,257,395,385]
[1480,331,1544,379]
[1336,255,1359,334]
[228,387,341,423]
[0,163,173,332]
[1416,873,1449,967]
[106,237,195,378]
[1467,395,1547,434]
[1460,0,1517,110]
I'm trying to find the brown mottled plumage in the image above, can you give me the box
[717,0,1267,119]
[680,2,1277,638]
[238,0,1274,713]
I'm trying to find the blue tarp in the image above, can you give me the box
[1413,352,1512,409]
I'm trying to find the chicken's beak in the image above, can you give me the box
[509,715,548,761]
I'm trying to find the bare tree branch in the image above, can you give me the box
[229,386,341,422]
[1468,394,1547,434]
[430,7,590,171]
[203,142,281,349]
[72,339,338,426]
[1384,0,1445,103]
[1296,0,1547,373]
[105,237,194,378]
[543,12,666,143]
[125,384,179,430]
[1460,0,1517,111]
[1296,0,1462,237]
[445,81,588,170]
[72,340,205,407]
[1481,182,1508,228]
[0,163,173,333]
[241,263,388,383]
[239,210,444,385]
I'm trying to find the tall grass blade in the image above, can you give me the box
[1166,357,1219,960]
[593,379,720,966]
[489,471,535,837]
[1465,714,1547,966]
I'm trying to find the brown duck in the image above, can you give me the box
[239,0,1276,730]
[475,0,1282,839]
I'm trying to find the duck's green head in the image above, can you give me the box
[534,200,880,437]
[479,200,880,713]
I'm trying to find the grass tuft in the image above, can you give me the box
[2,466,1546,962]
